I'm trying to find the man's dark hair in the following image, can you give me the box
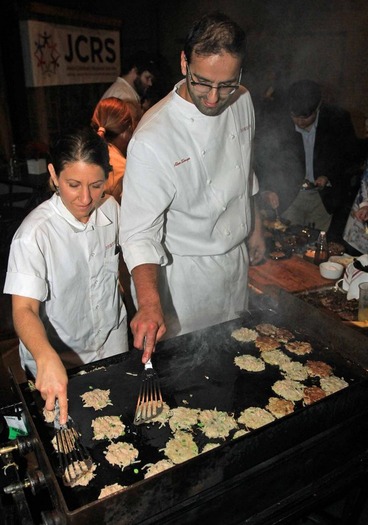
[183,11,246,63]
[288,79,322,117]
[121,51,158,77]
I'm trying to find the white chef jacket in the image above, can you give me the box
[4,194,128,375]
[101,77,140,103]
[120,81,258,338]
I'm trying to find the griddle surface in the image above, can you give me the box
[22,306,368,513]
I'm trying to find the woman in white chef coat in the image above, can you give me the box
[3,127,128,424]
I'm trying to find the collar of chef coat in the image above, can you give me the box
[173,80,209,120]
[50,193,112,232]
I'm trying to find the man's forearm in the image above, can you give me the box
[130,263,166,360]
[131,263,161,309]
[252,198,264,236]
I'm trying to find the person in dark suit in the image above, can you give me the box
[255,79,367,236]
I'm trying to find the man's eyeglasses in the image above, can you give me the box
[186,64,242,97]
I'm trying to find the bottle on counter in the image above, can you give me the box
[8,143,21,180]
[314,230,329,265]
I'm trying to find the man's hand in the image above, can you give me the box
[261,190,279,210]
[131,264,166,363]
[248,232,266,265]
[130,304,166,362]
[314,176,329,189]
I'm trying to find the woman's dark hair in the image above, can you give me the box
[50,127,111,179]
[184,11,246,63]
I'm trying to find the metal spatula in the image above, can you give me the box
[54,402,93,486]
[133,358,163,425]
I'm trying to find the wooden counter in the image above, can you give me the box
[248,254,332,295]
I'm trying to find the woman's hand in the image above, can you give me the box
[35,353,69,425]
[12,295,69,424]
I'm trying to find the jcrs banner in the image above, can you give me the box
[20,20,120,87]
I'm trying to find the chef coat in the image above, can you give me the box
[120,81,258,338]
[4,193,128,375]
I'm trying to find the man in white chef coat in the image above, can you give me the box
[120,12,265,361]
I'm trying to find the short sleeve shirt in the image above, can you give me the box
[4,194,127,371]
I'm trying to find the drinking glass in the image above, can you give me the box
[358,282,368,321]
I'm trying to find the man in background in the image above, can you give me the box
[256,79,367,237]
[101,51,157,105]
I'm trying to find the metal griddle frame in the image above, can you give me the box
[10,289,368,525]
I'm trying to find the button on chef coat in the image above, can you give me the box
[120,81,258,338]
[4,194,128,375]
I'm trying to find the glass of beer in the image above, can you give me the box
[358,282,368,321]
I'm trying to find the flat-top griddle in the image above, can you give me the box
[16,290,368,525]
